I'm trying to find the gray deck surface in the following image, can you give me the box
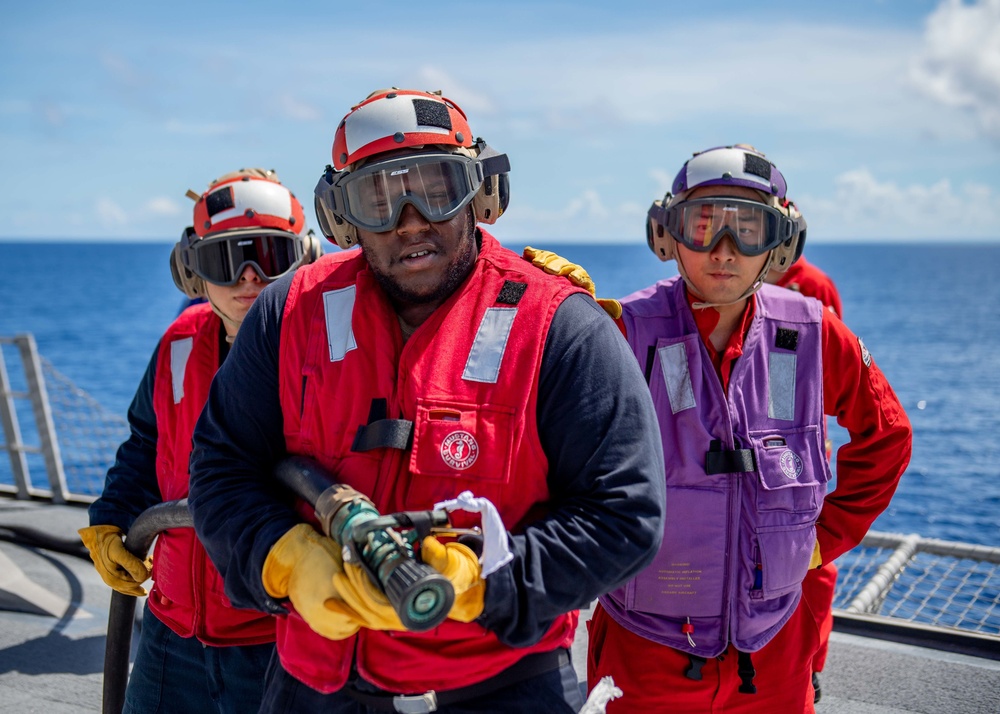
[2,499,998,713]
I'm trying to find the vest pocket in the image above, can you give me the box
[628,486,726,618]
[749,426,826,518]
[408,399,514,503]
[754,522,815,598]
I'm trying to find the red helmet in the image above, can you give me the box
[172,169,321,298]
[331,89,475,170]
[192,169,307,238]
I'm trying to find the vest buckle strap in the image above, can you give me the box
[351,418,414,452]
[704,448,756,475]
[737,650,757,694]
[392,691,438,713]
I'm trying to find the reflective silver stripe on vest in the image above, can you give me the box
[768,352,797,421]
[170,337,193,404]
[462,307,517,384]
[658,343,696,413]
[323,286,357,362]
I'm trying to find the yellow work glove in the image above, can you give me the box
[78,525,151,597]
[809,539,823,570]
[421,535,485,623]
[329,562,407,632]
[262,523,360,641]
[523,247,623,320]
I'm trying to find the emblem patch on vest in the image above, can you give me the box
[858,337,872,368]
[779,449,804,480]
[441,430,479,470]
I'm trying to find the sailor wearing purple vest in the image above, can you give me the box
[582,146,912,713]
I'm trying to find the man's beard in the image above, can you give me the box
[363,213,478,307]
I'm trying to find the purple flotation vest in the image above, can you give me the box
[600,277,830,657]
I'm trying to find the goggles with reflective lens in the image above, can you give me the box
[182,228,305,286]
[314,152,503,234]
[652,197,798,257]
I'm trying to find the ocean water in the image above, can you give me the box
[1,240,998,546]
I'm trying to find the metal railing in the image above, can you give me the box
[1,334,126,504]
[833,531,1000,658]
[2,332,999,657]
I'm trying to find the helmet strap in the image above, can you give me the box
[205,294,242,343]
[676,249,774,310]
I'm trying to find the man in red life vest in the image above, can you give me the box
[80,168,321,713]
[528,145,911,712]
[187,89,666,713]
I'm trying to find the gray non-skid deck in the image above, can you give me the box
[2,500,998,713]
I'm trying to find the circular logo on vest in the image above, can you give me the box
[779,449,804,480]
[441,430,479,470]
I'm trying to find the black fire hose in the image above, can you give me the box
[103,458,457,713]
[103,499,192,714]
[274,456,455,632]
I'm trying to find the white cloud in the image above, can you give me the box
[501,189,647,241]
[96,198,128,227]
[143,197,183,216]
[910,0,1000,139]
[277,93,322,122]
[801,168,1000,239]
[414,67,496,116]
[163,119,236,136]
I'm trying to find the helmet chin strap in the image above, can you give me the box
[205,294,242,343]
[675,249,774,311]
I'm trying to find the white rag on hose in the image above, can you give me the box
[580,676,623,714]
[433,491,512,577]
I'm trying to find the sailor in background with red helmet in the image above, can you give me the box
[765,200,843,318]
[187,88,666,712]
[578,145,912,712]
[81,168,321,713]
[764,198,843,705]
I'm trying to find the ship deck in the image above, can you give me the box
[2,499,998,713]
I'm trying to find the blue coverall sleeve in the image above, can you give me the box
[188,275,298,614]
[479,294,667,647]
[88,344,165,531]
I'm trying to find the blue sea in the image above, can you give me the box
[1,241,998,546]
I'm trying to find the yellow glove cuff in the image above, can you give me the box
[523,246,597,295]
[809,540,823,570]
[596,298,623,320]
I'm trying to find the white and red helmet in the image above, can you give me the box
[316,89,510,249]
[172,169,321,298]
[192,170,307,238]
[331,89,475,170]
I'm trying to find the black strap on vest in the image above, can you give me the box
[737,650,757,694]
[351,398,414,453]
[705,439,756,475]
[342,648,569,712]
[685,654,707,681]
[644,345,656,385]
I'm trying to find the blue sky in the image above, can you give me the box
[1,0,998,244]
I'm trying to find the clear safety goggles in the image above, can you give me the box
[314,152,494,234]
[654,197,797,257]
[184,229,304,286]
